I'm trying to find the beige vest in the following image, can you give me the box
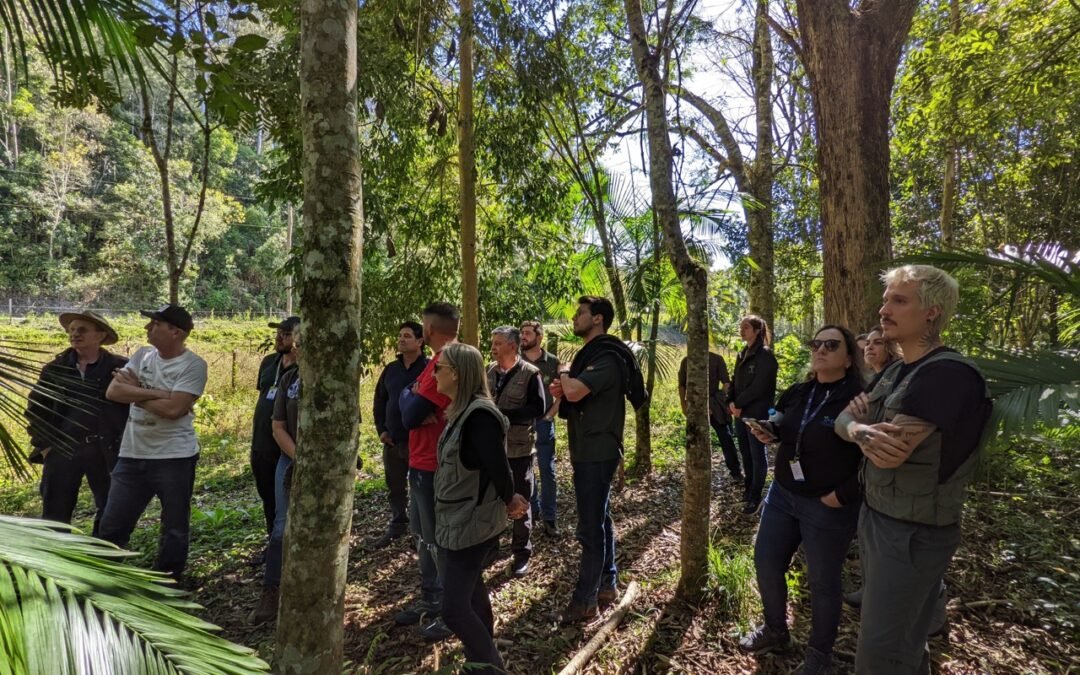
[487,360,539,459]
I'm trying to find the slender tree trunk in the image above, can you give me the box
[286,203,295,314]
[274,0,364,669]
[940,0,961,247]
[747,0,775,328]
[458,0,479,346]
[625,0,711,601]
[795,0,918,329]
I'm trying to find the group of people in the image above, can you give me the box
[23,263,990,675]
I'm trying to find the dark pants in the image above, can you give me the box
[856,506,960,674]
[409,467,442,604]
[250,449,278,535]
[382,442,410,536]
[531,418,557,523]
[40,444,115,536]
[98,455,199,579]
[264,454,291,587]
[710,415,741,478]
[509,455,534,560]
[755,482,858,656]
[734,418,767,502]
[440,537,504,675]
[571,457,618,606]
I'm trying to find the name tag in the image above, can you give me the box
[266,386,278,401]
[790,459,805,482]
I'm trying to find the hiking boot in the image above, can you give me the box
[369,529,405,550]
[247,585,279,625]
[792,646,832,675]
[558,601,598,625]
[542,520,560,537]
[843,588,863,609]
[738,624,791,655]
[420,617,454,643]
[508,556,530,579]
[394,600,439,626]
[597,587,619,608]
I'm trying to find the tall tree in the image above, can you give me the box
[273,0,364,670]
[624,0,712,599]
[459,0,479,346]
[792,0,920,328]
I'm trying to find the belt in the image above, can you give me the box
[81,434,106,444]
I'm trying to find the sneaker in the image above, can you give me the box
[843,588,863,608]
[792,646,832,675]
[597,587,619,608]
[738,624,791,655]
[394,600,439,626]
[558,601,598,625]
[247,585,279,625]
[542,520,560,537]
[742,499,761,515]
[508,556,530,579]
[420,617,454,643]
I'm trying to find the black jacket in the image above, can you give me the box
[730,340,778,418]
[25,348,129,461]
[373,353,429,445]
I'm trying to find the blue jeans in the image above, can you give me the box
[264,454,292,587]
[531,418,557,523]
[734,418,767,502]
[409,468,442,604]
[755,482,858,655]
[571,458,619,605]
[98,455,199,578]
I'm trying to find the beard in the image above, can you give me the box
[276,344,292,354]
[521,338,537,350]
[572,324,589,338]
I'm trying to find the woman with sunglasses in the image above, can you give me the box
[729,314,779,514]
[737,325,864,675]
[432,343,530,674]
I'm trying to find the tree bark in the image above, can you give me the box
[459,0,479,347]
[273,0,364,670]
[747,0,775,329]
[624,0,711,601]
[940,0,961,247]
[795,0,919,329]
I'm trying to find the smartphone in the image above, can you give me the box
[743,418,777,440]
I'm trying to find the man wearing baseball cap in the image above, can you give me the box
[250,316,300,544]
[25,310,130,535]
[99,304,208,581]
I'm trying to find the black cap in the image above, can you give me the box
[269,316,301,331]
[140,304,194,333]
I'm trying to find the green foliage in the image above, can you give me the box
[705,539,759,632]
[772,333,810,392]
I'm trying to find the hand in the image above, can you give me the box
[820,491,842,508]
[379,431,394,446]
[845,393,870,420]
[113,369,140,386]
[549,377,564,399]
[730,404,742,418]
[852,422,910,469]
[506,493,530,520]
[749,427,775,444]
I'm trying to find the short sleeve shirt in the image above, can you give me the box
[567,353,625,462]
[525,350,561,413]
[119,347,208,459]
[272,367,301,442]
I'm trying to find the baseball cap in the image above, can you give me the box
[140,304,194,333]
[269,316,301,331]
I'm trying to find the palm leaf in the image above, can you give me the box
[0,516,270,673]
[895,248,1080,299]
[970,348,1080,437]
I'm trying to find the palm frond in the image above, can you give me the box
[0,516,270,673]
[895,248,1080,298]
[970,348,1080,437]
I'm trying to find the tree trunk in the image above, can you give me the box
[273,0,364,670]
[747,0,775,328]
[458,0,479,347]
[795,0,919,329]
[624,0,711,601]
[940,0,961,247]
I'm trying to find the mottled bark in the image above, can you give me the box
[795,0,918,329]
[459,0,479,347]
[940,0,961,248]
[274,0,364,671]
[624,0,711,601]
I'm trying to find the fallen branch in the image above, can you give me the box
[558,581,641,675]
[972,490,1080,503]
[956,599,1015,610]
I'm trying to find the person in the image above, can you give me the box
[737,326,865,675]
[729,314,778,514]
[432,343,530,674]
[248,321,303,624]
[862,325,900,388]
[487,326,545,577]
[250,316,299,544]
[836,265,992,674]
[551,296,638,623]
[370,321,428,549]
[99,304,208,581]
[678,351,740,483]
[520,320,561,537]
[395,302,459,642]
[25,310,129,535]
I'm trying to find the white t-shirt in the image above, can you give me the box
[119,346,208,460]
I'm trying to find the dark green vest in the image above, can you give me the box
[434,398,510,550]
[487,360,539,459]
[863,351,991,526]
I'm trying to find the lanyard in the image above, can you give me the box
[794,383,831,461]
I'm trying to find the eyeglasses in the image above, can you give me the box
[67,327,99,335]
[435,362,455,373]
[808,339,842,353]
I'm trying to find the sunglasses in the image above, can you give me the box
[808,339,843,353]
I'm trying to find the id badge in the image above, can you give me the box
[790,459,805,482]
[266,386,278,401]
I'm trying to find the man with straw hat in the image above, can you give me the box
[25,310,130,535]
